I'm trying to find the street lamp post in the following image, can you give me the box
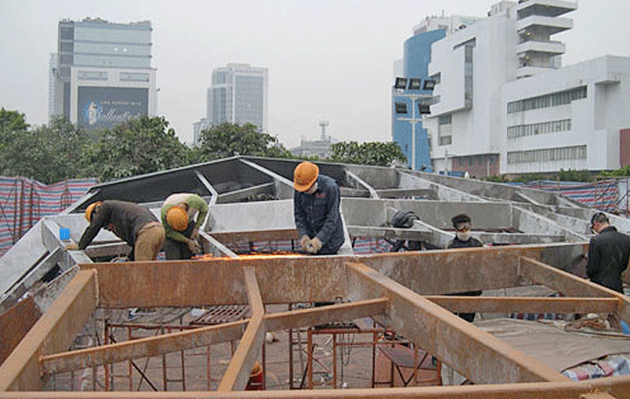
[393,77,434,171]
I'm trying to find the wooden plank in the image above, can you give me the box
[1,376,628,398]
[41,298,388,375]
[0,270,97,391]
[346,261,569,384]
[218,267,266,391]
[425,295,620,315]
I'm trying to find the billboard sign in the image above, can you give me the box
[77,86,148,129]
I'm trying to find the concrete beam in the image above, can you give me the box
[216,182,275,204]
[346,171,379,199]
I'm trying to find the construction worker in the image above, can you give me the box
[447,213,484,322]
[68,200,165,261]
[161,193,208,259]
[293,161,344,255]
[587,212,630,293]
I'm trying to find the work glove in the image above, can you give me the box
[306,237,323,254]
[187,238,202,255]
[299,235,310,250]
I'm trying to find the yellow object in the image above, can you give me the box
[166,206,189,231]
[293,161,319,192]
[85,202,102,222]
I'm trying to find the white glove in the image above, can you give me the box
[187,238,202,255]
[300,235,310,250]
[306,237,323,254]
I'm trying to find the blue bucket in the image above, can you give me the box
[59,227,70,241]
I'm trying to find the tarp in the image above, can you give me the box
[0,176,98,257]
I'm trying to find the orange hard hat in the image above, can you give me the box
[166,206,189,231]
[293,162,319,192]
[85,202,102,222]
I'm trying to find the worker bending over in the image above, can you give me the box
[293,161,344,255]
[70,200,165,261]
[161,193,208,259]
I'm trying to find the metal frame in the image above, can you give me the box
[1,244,629,398]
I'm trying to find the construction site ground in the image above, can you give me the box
[48,303,440,392]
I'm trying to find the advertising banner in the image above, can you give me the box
[77,86,148,129]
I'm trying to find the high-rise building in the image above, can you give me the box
[207,64,268,131]
[49,18,157,129]
[414,1,630,176]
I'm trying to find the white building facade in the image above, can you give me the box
[423,0,630,177]
[207,64,268,132]
[49,18,157,129]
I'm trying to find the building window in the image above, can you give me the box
[507,119,571,139]
[507,86,587,114]
[438,114,452,146]
[507,145,587,164]
[78,71,108,81]
[119,72,150,82]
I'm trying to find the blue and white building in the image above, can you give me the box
[392,15,480,171]
[418,1,630,177]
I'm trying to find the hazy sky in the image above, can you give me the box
[1,1,629,148]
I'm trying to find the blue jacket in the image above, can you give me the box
[294,175,345,254]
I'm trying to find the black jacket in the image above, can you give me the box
[79,200,157,252]
[586,226,630,293]
[293,175,345,254]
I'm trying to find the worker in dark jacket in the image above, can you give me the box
[70,200,165,261]
[587,212,630,293]
[447,213,484,322]
[293,161,345,255]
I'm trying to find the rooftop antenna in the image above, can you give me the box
[319,120,329,141]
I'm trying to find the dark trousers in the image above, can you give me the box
[164,223,195,260]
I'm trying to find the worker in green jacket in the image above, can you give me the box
[161,193,208,259]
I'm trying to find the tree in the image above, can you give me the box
[327,141,407,166]
[1,114,91,184]
[0,108,29,175]
[79,116,192,182]
[193,123,293,162]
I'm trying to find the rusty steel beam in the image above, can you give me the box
[0,376,629,398]
[346,261,569,385]
[425,295,621,315]
[209,228,300,243]
[80,256,350,307]
[519,256,630,323]
[218,267,266,392]
[40,298,388,375]
[40,320,248,375]
[360,243,587,295]
[518,256,616,298]
[0,270,97,391]
[264,297,389,332]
